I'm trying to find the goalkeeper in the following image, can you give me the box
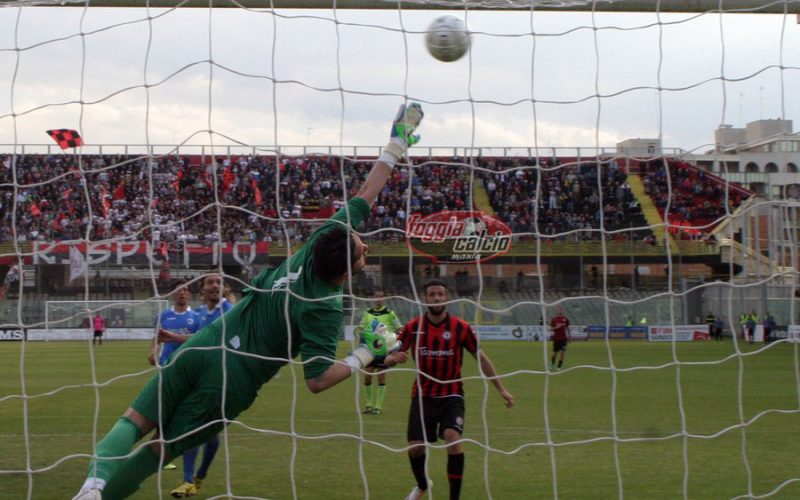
[73,102,422,500]
[354,289,403,415]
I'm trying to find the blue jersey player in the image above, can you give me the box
[149,279,198,368]
[168,274,233,498]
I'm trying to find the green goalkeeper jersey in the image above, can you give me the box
[356,307,403,337]
[203,197,370,386]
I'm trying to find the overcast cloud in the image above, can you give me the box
[0,5,797,154]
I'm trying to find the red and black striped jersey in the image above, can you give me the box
[550,315,570,341]
[397,313,478,398]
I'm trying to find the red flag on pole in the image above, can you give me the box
[171,170,183,192]
[158,242,170,282]
[251,178,262,205]
[113,181,126,200]
[223,166,235,193]
[45,129,83,149]
[101,189,111,218]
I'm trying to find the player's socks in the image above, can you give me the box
[558,360,563,368]
[196,435,220,480]
[447,453,465,500]
[86,416,142,484]
[182,447,199,483]
[375,384,386,412]
[364,383,374,409]
[409,452,428,491]
[102,444,161,499]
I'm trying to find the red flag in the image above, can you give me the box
[251,178,262,205]
[223,166,234,193]
[46,129,83,149]
[62,188,73,200]
[113,181,126,200]
[101,189,110,218]
[30,202,41,217]
[171,170,183,192]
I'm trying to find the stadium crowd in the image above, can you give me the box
[478,157,652,242]
[0,153,745,245]
[641,158,746,238]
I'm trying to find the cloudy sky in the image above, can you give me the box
[0,2,798,155]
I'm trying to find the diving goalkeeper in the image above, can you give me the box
[73,102,422,500]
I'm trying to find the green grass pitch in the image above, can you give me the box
[1,339,800,499]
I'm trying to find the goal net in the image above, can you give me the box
[1,1,799,499]
[43,300,169,338]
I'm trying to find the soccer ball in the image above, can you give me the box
[425,15,470,62]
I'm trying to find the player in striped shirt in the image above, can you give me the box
[396,279,514,500]
[549,307,571,371]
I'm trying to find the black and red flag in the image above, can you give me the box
[46,129,83,149]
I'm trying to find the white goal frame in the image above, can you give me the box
[22,0,800,14]
[44,299,169,330]
[2,1,799,499]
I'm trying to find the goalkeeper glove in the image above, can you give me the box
[380,102,424,165]
[360,319,401,359]
[346,320,402,372]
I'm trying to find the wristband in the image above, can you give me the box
[344,347,374,374]
[380,138,407,165]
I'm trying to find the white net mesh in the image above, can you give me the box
[1,1,799,499]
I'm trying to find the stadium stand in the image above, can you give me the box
[0,153,750,245]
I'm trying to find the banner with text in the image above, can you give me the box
[473,325,588,341]
[585,326,648,340]
[0,329,24,341]
[27,328,152,341]
[31,241,270,267]
[648,325,709,342]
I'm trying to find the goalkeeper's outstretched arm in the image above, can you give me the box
[306,350,407,394]
[355,102,423,208]
[305,103,422,394]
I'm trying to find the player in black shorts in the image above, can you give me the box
[396,279,514,500]
[549,308,571,371]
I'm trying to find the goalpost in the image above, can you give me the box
[1,1,799,499]
[42,300,169,338]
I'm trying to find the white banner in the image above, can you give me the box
[474,325,531,341]
[344,324,591,342]
[739,325,764,343]
[27,328,152,341]
[648,325,710,342]
[475,325,587,341]
[68,246,87,282]
[0,328,24,341]
[788,325,800,340]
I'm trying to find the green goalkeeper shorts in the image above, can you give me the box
[131,328,259,458]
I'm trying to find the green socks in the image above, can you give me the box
[364,383,374,407]
[102,445,162,500]
[87,416,142,483]
[375,384,386,411]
